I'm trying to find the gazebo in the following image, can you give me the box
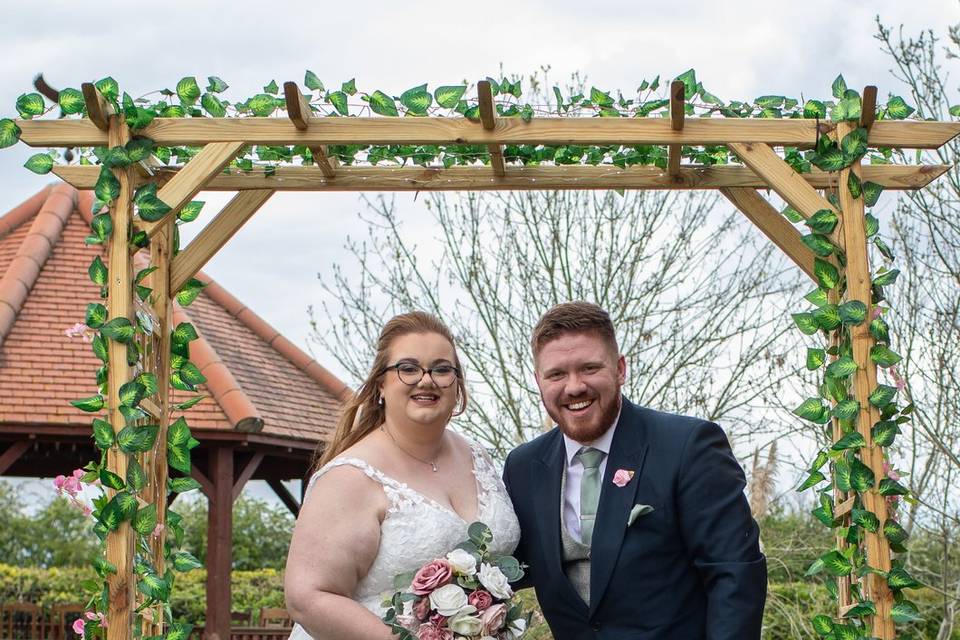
[3,74,957,639]
[0,183,349,635]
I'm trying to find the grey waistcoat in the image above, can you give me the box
[560,466,592,606]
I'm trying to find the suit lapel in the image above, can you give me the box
[589,400,649,615]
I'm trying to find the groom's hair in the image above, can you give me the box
[531,301,618,358]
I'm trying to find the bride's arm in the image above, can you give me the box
[284,466,395,640]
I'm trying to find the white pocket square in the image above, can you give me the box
[627,504,655,526]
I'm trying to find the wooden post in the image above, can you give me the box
[477,81,506,177]
[105,114,136,640]
[206,446,234,640]
[668,80,685,178]
[836,121,895,639]
[143,218,174,638]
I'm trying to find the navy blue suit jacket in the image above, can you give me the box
[503,398,766,639]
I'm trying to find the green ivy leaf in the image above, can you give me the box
[797,470,825,491]
[804,287,829,308]
[806,348,826,371]
[840,127,868,162]
[801,233,835,257]
[95,77,120,102]
[792,312,819,335]
[176,77,201,105]
[819,550,852,576]
[58,88,85,114]
[832,93,862,122]
[838,300,867,325]
[950,105,960,117]
[885,96,915,120]
[91,334,108,363]
[125,137,154,163]
[435,85,467,109]
[878,478,909,496]
[861,182,883,207]
[137,193,172,222]
[71,395,104,413]
[813,304,841,330]
[101,318,135,344]
[138,571,170,601]
[814,258,840,290]
[871,420,899,447]
[793,398,830,423]
[870,345,902,367]
[16,93,46,118]
[126,457,146,492]
[826,355,858,379]
[327,91,349,115]
[168,444,191,475]
[263,79,279,95]
[169,476,202,494]
[247,94,278,117]
[133,503,158,536]
[674,69,697,99]
[843,600,877,618]
[92,418,115,449]
[832,399,860,421]
[117,425,159,454]
[811,614,833,636]
[887,567,921,590]
[890,601,921,624]
[341,78,357,95]
[118,381,146,408]
[868,384,898,408]
[834,459,852,492]
[832,431,866,451]
[172,550,203,572]
[847,171,861,199]
[864,213,879,237]
[176,278,206,307]
[870,317,890,343]
[781,205,804,223]
[810,147,845,172]
[94,167,121,203]
[174,395,207,411]
[303,71,323,92]
[369,90,399,117]
[811,450,829,471]
[832,74,847,99]
[831,624,859,640]
[849,458,875,492]
[400,85,432,115]
[103,146,132,168]
[99,469,125,491]
[0,119,22,149]
[806,209,838,234]
[883,519,909,545]
[179,361,207,386]
[89,256,108,286]
[172,322,200,344]
[85,303,108,329]
[872,269,899,287]
[207,76,229,93]
[201,93,226,117]
[24,153,54,175]
[175,200,204,223]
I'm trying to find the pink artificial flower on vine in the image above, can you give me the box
[64,322,94,342]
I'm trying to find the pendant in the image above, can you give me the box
[430,462,438,472]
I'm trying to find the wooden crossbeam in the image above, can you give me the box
[283,82,337,178]
[861,86,878,131]
[668,80,685,178]
[81,83,115,132]
[53,163,949,193]
[728,141,845,250]
[18,117,960,149]
[232,452,265,502]
[190,466,214,497]
[139,141,244,238]
[477,80,505,177]
[0,441,30,475]
[720,187,822,282]
[169,189,274,292]
[833,495,856,519]
[268,478,300,517]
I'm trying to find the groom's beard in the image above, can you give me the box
[549,393,621,444]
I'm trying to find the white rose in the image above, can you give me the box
[478,563,513,600]
[429,583,468,617]
[446,548,478,575]
[447,612,483,637]
[507,618,527,639]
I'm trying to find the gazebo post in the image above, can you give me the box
[206,444,235,640]
[836,120,895,639]
[104,114,136,640]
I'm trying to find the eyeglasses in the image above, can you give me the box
[381,362,461,388]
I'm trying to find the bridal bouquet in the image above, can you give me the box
[382,522,530,640]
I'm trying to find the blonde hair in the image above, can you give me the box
[314,311,468,470]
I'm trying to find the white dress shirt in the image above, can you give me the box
[561,410,621,542]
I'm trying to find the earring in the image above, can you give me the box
[378,395,384,406]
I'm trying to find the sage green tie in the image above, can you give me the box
[577,447,605,546]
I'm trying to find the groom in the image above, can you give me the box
[503,302,767,639]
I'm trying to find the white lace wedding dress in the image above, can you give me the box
[288,439,521,640]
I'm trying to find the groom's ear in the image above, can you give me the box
[616,354,626,386]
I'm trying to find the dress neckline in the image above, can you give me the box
[327,441,487,524]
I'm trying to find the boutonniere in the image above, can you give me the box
[612,468,634,487]
[627,504,655,526]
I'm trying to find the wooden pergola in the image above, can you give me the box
[12,78,959,640]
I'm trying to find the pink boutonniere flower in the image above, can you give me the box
[612,469,635,487]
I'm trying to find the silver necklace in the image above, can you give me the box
[380,424,441,472]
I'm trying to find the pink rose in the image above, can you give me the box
[411,560,453,595]
[612,468,634,487]
[413,597,431,622]
[468,589,493,611]
[416,623,452,640]
[429,613,448,627]
[480,603,508,635]
[72,618,85,636]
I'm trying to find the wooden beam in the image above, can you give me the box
[81,83,114,132]
[861,86,878,131]
[477,81,506,177]
[232,452,265,502]
[836,120,894,639]
[206,446,234,640]
[668,80,685,178]
[18,116,960,149]
[53,163,951,193]
[104,116,135,640]
[139,141,245,238]
[728,141,845,250]
[833,495,856,519]
[720,187,820,281]
[268,478,300,517]
[283,82,337,178]
[169,190,274,292]
[190,465,214,497]
[0,441,30,475]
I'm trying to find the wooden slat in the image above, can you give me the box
[728,141,845,250]
[53,163,951,192]
[17,116,960,149]
[140,398,162,418]
[190,466,214,497]
[139,141,245,238]
[720,187,820,281]
[268,478,300,517]
[837,120,895,640]
[861,86,878,131]
[477,80,506,177]
[232,452,265,502]
[169,190,274,292]
[668,80,685,178]
[0,441,30,475]
[282,82,337,178]
[833,495,856,519]
[105,117,135,640]
[81,83,114,132]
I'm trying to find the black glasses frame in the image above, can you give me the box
[381,362,462,388]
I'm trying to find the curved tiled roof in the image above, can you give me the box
[0,185,347,444]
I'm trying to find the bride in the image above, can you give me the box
[285,312,521,639]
